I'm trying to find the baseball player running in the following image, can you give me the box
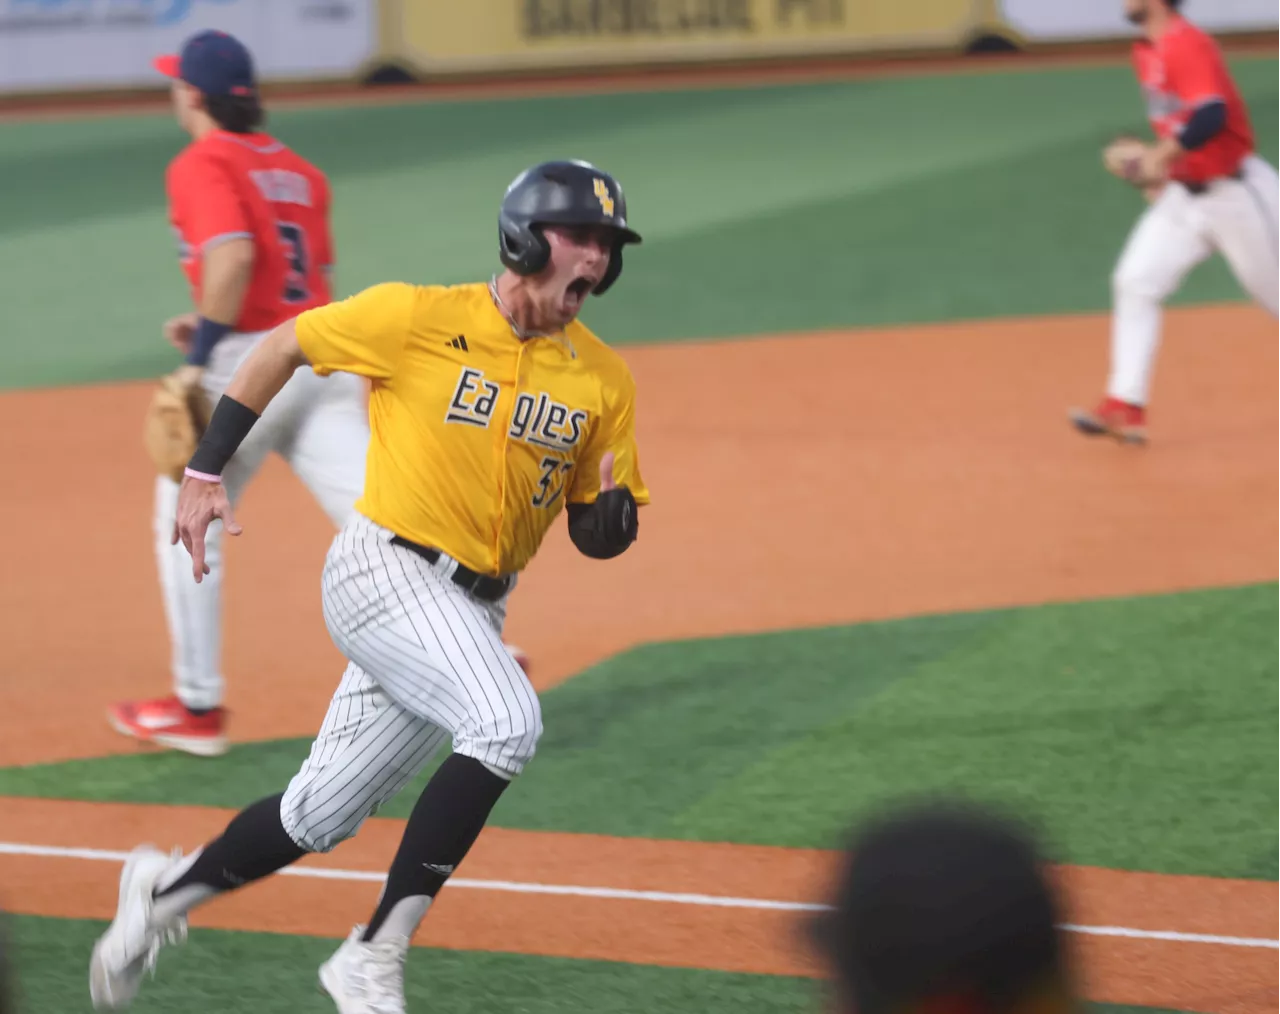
[1071,0,1278,444]
[89,160,649,1013]
[117,29,370,756]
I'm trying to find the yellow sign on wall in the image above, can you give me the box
[385,0,990,75]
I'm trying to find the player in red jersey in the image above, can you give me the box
[1070,0,1278,444]
[109,30,371,756]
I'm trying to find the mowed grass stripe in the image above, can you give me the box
[1,584,1274,879]
[0,58,1274,388]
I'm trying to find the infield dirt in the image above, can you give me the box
[1,305,1276,1012]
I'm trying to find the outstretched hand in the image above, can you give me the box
[172,474,243,582]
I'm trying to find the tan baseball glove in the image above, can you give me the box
[143,365,211,483]
[1103,136,1150,180]
[1102,135,1167,202]
[1111,134,1172,185]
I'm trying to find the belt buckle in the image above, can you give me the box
[457,567,504,601]
[452,567,480,594]
[480,574,509,601]
[476,572,510,602]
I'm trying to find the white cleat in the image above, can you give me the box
[319,925,410,1014]
[89,845,189,1009]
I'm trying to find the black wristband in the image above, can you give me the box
[187,396,260,477]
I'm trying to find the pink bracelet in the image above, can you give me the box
[183,467,222,483]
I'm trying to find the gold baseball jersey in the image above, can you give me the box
[294,281,650,576]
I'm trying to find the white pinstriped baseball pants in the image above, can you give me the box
[280,513,541,853]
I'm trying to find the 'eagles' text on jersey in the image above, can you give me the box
[295,281,650,575]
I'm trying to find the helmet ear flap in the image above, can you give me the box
[498,218,552,276]
[593,241,624,295]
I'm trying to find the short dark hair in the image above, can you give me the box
[809,799,1069,1014]
[204,93,265,134]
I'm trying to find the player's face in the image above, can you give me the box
[169,80,200,133]
[535,224,615,328]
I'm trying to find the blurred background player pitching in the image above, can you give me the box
[1071,0,1278,444]
[114,30,370,757]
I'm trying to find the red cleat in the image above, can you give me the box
[107,695,228,758]
[1068,397,1147,445]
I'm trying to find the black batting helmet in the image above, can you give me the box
[498,160,641,296]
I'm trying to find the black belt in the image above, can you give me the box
[390,536,513,602]
[1182,167,1243,195]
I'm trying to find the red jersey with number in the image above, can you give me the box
[167,130,333,333]
[1132,16,1254,184]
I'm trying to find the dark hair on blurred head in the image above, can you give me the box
[204,93,264,134]
[809,798,1072,1014]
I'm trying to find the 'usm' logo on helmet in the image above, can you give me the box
[593,178,615,217]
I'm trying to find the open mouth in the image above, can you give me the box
[566,276,594,300]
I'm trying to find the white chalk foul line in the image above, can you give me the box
[1057,923,1277,949]
[2,841,1276,950]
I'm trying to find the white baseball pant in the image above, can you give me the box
[1107,153,1279,406]
[280,513,541,852]
[153,330,370,711]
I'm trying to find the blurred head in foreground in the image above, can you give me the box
[810,800,1076,1014]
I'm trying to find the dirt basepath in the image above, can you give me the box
[0,798,1274,1013]
[0,306,1275,768]
[0,307,1275,1011]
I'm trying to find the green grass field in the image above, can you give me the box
[0,58,1275,387]
[5,584,1275,878]
[1,51,1276,1014]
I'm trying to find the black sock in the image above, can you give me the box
[154,792,307,898]
[362,754,510,941]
